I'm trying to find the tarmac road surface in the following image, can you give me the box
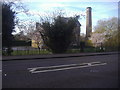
[2,54,119,88]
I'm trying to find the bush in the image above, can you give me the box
[2,3,16,55]
[40,15,77,53]
[85,40,93,48]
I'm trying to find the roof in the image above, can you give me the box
[63,17,81,27]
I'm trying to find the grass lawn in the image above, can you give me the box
[3,47,109,56]
[11,49,51,56]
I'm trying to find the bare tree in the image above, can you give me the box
[91,17,118,50]
[94,17,118,40]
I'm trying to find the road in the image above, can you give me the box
[2,54,119,88]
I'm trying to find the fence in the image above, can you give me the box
[2,42,119,56]
[11,46,50,55]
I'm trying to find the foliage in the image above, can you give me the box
[104,30,119,50]
[2,3,16,55]
[40,15,77,53]
[90,32,105,47]
[14,31,30,41]
[79,41,85,52]
[85,40,93,47]
[80,33,86,42]
[91,17,118,50]
[94,17,117,35]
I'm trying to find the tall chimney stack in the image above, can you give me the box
[86,7,92,39]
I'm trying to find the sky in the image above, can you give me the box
[13,0,119,34]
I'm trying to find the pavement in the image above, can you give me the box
[2,51,119,61]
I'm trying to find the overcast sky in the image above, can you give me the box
[13,0,119,34]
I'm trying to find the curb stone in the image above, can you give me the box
[2,52,119,61]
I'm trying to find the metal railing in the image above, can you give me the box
[2,43,119,56]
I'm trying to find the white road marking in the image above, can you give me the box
[28,61,107,73]
[0,70,2,72]
[4,74,7,76]
[28,61,100,70]
[30,63,107,73]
